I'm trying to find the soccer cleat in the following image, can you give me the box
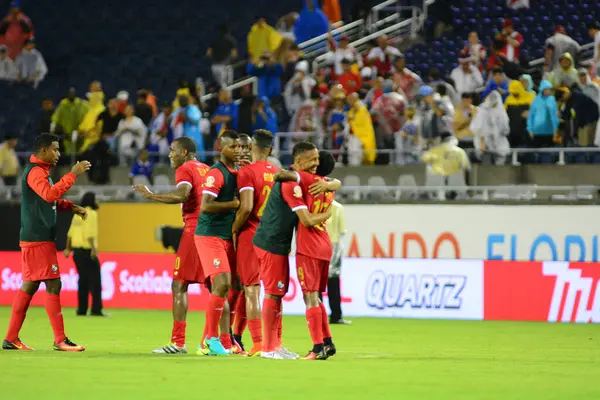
[330,318,352,325]
[196,343,210,356]
[53,338,85,352]
[277,346,299,359]
[325,343,337,357]
[246,343,262,357]
[260,350,286,360]
[231,336,246,354]
[205,337,229,356]
[303,349,328,360]
[152,343,187,354]
[2,338,34,351]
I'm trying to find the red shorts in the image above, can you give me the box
[254,245,289,296]
[237,229,260,286]
[296,253,330,293]
[174,228,205,284]
[194,235,235,279]
[21,242,60,282]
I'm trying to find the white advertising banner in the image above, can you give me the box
[341,205,599,262]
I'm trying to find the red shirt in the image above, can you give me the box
[500,31,523,62]
[337,72,362,94]
[175,159,209,229]
[284,171,334,261]
[237,160,280,233]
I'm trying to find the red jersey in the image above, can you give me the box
[237,160,280,233]
[175,159,209,227]
[285,170,335,261]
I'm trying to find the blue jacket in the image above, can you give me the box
[294,0,329,44]
[213,101,239,133]
[481,80,509,102]
[173,105,205,158]
[247,62,284,99]
[527,80,560,136]
[251,97,278,133]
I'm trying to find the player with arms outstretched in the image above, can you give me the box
[231,129,279,356]
[3,133,90,352]
[252,142,340,359]
[195,130,241,356]
[133,137,209,354]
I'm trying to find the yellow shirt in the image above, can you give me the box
[67,207,99,249]
[326,201,346,244]
[0,143,19,177]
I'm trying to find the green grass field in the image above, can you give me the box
[0,306,598,399]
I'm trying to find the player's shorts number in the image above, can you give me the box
[257,185,272,217]
[311,199,329,231]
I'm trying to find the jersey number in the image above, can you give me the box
[311,199,329,231]
[257,185,272,217]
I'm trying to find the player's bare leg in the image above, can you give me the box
[302,292,327,360]
[44,279,85,352]
[204,272,231,356]
[153,280,189,354]
[245,285,262,356]
[3,281,39,351]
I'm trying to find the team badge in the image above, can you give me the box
[277,281,285,289]
[213,258,221,267]
[297,267,304,281]
[293,186,302,198]
[205,176,215,188]
[51,265,58,273]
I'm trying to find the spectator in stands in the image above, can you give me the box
[450,51,484,97]
[276,13,299,42]
[0,44,17,81]
[392,54,422,102]
[289,90,323,143]
[519,74,535,94]
[548,53,579,88]
[252,96,278,134]
[395,106,419,165]
[129,149,153,184]
[365,76,384,106]
[38,98,54,133]
[0,1,33,59]
[172,80,191,110]
[496,18,523,63]
[247,17,282,63]
[279,43,301,85]
[247,51,283,100]
[505,80,534,148]
[527,80,559,148]
[471,91,510,165]
[367,35,402,77]
[116,104,147,164]
[337,58,362,94]
[588,22,600,78]
[134,90,153,126]
[453,92,477,149]
[284,60,315,116]
[324,89,347,150]
[322,0,341,24]
[315,69,330,95]
[96,98,124,150]
[419,85,454,147]
[545,25,580,72]
[486,38,506,75]
[556,86,599,147]
[212,88,239,136]
[421,132,470,177]
[436,84,454,114]
[578,68,600,105]
[294,0,329,44]
[465,31,486,72]
[481,68,509,102]
[148,101,173,161]
[236,85,256,136]
[116,90,129,114]
[79,81,105,153]
[172,95,204,159]
[52,88,89,154]
[0,133,18,185]
[347,92,376,165]
[139,89,157,117]
[429,67,459,105]
[15,38,46,88]
[207,24,238,88]
[326,32,362,78]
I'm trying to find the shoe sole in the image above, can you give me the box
[54,346,85,352]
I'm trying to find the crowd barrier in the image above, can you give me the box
[1,252,597,323]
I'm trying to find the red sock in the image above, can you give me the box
[306,306,323,345]
[233,291,247,336]
[171,320,187,347]
[262,297,279,352]
[319,302,332,341]
[247,318,262,345]
[276,301,283,347]
[220,333,232,349]
[5,290,33,342]
[45,293,66,344]
[205,294,225,339]
[227,289,240,329]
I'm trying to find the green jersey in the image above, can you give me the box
[20,163,59,242]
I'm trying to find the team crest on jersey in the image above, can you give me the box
[51,265,58,273]
[297,267,304,281]
[277,281,285,290]
[205,176,215,188]
[213,258,221,267]
[293,186,302,198]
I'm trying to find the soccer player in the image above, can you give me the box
[3,133,90,352]
[231,129,279,357]
[195,130,241,356]
[133,137,209,354]
[252,142,340,359]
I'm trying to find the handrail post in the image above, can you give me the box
[557,149,566,166]
[511,151,520,166]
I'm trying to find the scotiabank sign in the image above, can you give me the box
[1,251,599,323]
[343,205,599,261]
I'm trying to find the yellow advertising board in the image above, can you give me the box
[98,203,183,253]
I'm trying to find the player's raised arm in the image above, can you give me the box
[308,151,340,195]
[133,183,191,204]
[281,180,332,227]
[274,169,300,182]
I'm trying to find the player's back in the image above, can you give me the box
[177,159,209,227]
[238,160,280,233]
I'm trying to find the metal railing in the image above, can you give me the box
[199,76,258,103]
[298,20,361,60]
[528,42,594,72]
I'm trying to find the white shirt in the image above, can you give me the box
[594,31,600,62]
[0,56,18,81]
[326,46,363,76]
[15,48,47,83]
[117,116,147,155]
[450,65,484,95]
[367,46,402,62]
